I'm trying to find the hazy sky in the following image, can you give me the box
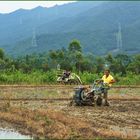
[0,1,75,14]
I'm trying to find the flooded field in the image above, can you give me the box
[0,85,140,139]
[0,128,31,139]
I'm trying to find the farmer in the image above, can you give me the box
[102,69,115,106]
[62,70,71,80]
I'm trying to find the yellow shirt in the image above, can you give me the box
[102,74,114,87]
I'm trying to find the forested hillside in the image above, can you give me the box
[0,1,140,56]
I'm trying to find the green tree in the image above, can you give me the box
[127,54,140,74]
[96,57,105,73]
[67,39,83,71]
[0,48,5,60]
[68,39,82,52]
[105,53,114,63]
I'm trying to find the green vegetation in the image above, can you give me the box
[0,39,139,85]
[0,71,57,84]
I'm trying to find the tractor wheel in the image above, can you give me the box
[74,88,86,106]
[69,79,79,85]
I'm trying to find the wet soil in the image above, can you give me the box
[0,86,139,139]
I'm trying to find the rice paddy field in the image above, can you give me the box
[0,85,139,139]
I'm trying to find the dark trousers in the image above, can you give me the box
[102,88,109,103]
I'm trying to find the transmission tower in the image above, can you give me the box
[116,22,123,52]
[32,28,37,47]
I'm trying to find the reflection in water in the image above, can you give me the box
[0,128,31,139]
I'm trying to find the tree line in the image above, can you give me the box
[0,39,140,75]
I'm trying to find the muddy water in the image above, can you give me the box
[0,128,31,139]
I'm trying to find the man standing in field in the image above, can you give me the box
[102,69,115,106]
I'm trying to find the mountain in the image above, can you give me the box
[0,1,140,56]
